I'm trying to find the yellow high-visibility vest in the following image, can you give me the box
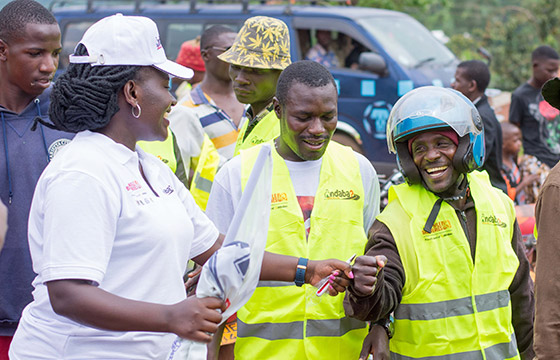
[138,128,177,172]
[234,109,279,156]
[235,141,368,359]
[190,134,220,211]
[378,171,520,360]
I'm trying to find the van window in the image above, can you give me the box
[166,23,204,60]
[60,21,95,70]
[297,28,373,70]
[293,18,378,71]
[165,22,241,60]
[357,16,455,68]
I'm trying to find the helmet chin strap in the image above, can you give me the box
[438,174,468,201]
[423,175,468,233]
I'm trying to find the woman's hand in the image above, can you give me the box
[167,296,226,343]
[352,255,387,297]
[46,279,225,342]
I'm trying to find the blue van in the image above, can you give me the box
[52,0,458,175]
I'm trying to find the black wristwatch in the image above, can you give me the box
[375,315,394,339]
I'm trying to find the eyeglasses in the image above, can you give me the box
[207,46,231,53]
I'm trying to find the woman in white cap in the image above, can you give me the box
[9,14,351,360]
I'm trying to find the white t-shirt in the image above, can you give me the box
[10,131,218,360]
[206,150,380,235]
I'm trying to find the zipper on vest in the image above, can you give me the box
[457,210,469,242]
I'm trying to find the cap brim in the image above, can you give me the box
[154,60,194,80]
[542,77,560,110]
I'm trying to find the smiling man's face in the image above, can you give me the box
[274,81,337,161]
[411,131,461,194]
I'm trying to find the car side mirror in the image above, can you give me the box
[359,52,388,76]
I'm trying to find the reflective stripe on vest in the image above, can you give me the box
[234,109,279,156]
[238,316,366,340]
[190,134,220,210]
[395,289,510,321]
[137,128,177,172]
[390,334,519,360]
[377,171,520,360]
[235,141,367,360]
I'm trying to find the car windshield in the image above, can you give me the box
[357,15,455,69]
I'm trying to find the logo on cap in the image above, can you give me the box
[156,37,163,50]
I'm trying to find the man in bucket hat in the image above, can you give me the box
[218,16,291,155]
[533,77,560,359]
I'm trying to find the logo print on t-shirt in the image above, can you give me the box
[126,181,142,191]
[48,138,71,161]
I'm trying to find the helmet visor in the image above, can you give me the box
[387,86,482,154]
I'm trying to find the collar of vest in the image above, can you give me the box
[423,176,469,233]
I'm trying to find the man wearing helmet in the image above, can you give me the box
[344,87,535,359]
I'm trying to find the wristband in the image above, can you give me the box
[375,315,394,339]
[295,257,308,287]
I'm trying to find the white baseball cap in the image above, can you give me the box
[69,13,193,79]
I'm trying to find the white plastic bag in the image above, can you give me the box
[167,144,272,359]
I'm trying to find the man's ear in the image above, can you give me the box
[468,79,478,94]
[273,96,282,119]
[0,39,8,62]
[200,49,210,62]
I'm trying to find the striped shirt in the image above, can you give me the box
[168,86,241,170]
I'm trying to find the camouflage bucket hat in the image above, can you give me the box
[218,16,291,70]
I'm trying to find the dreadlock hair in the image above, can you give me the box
[48,44,140,133]
[0,0,57,44]
[200,25,235,50]
[276,60,336,106]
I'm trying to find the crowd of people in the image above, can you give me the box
[1,0,560,359]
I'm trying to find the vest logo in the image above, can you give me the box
[422,220,452,235]
[48,138,71,160]
[271,192,289,210]
[126,181,142,191]
[250,136,264,145]
[422,219,453,241]
[481,214,507,228]
[271,192,288,203]
[156,155,169,164]
[324,188,360,200]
